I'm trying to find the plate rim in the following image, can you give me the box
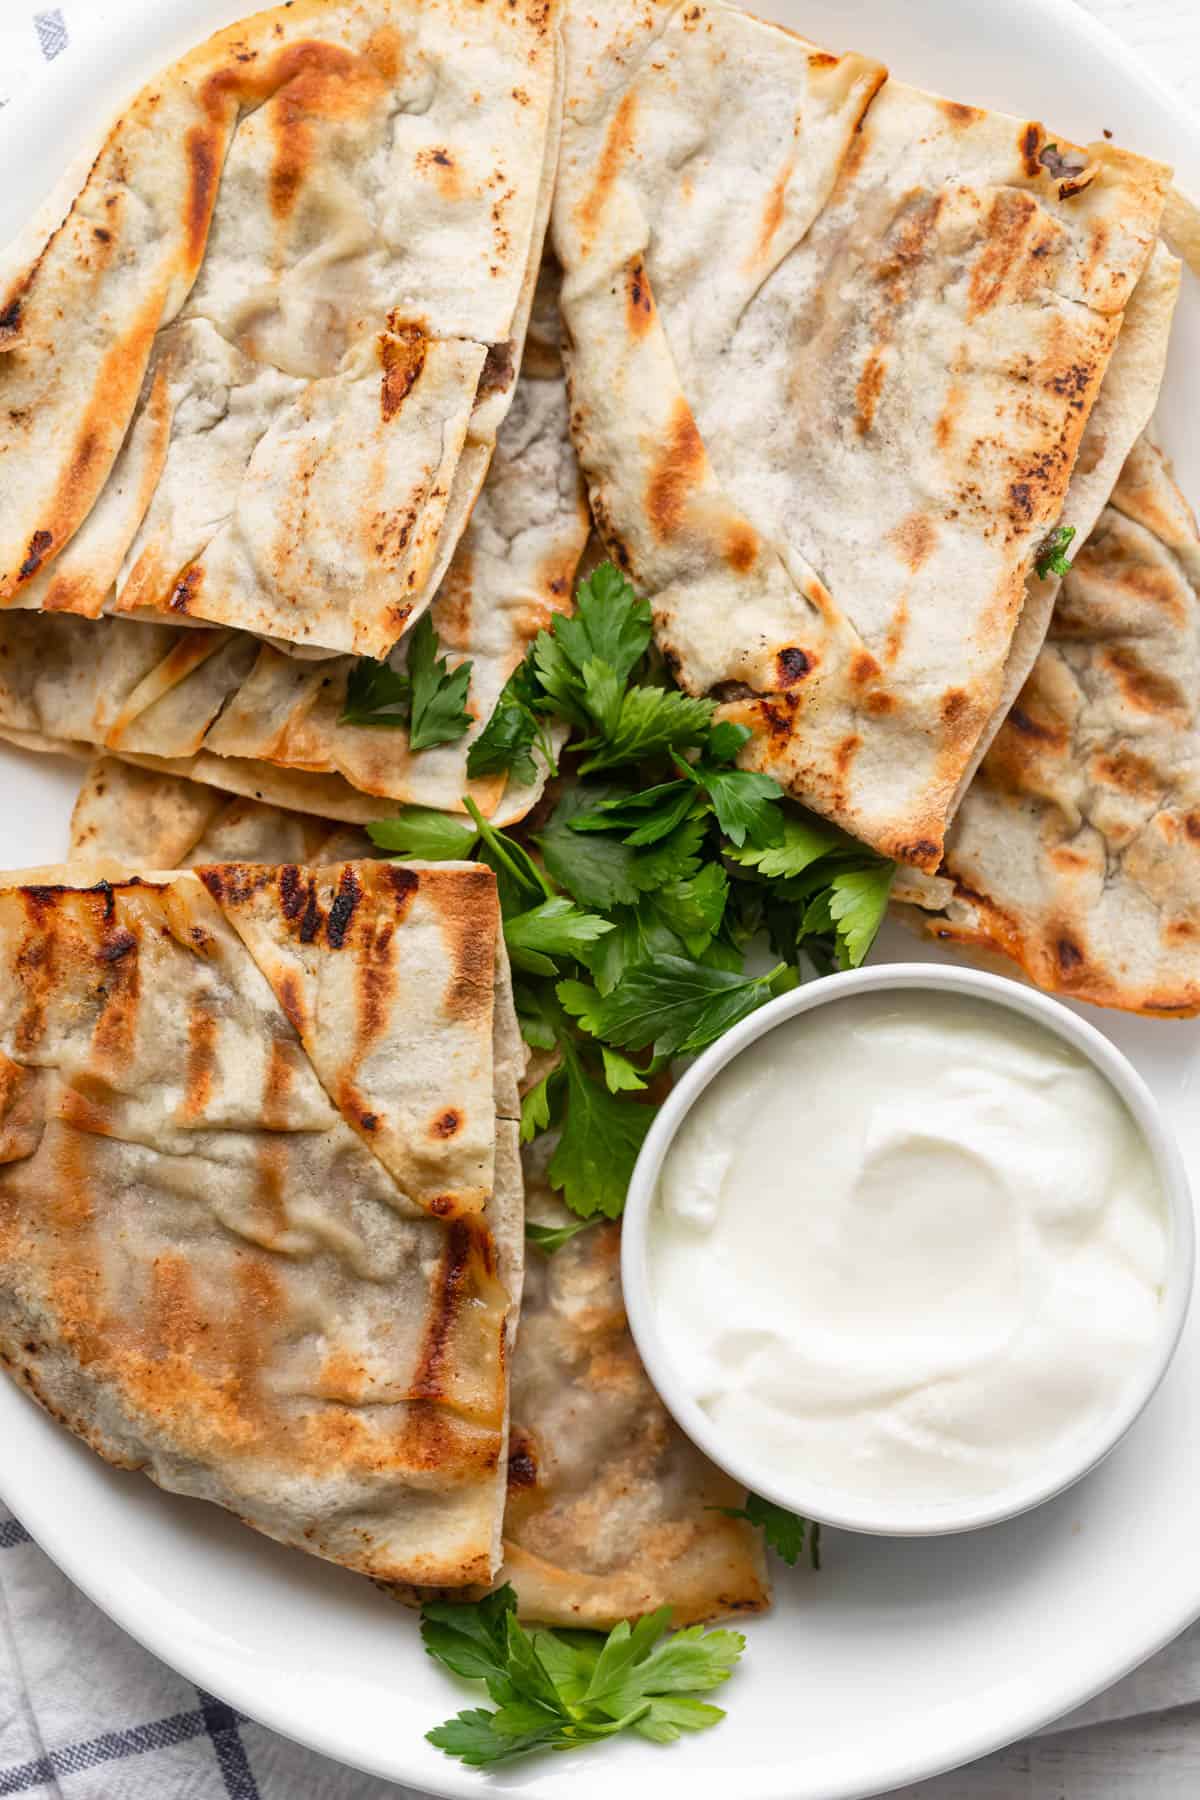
[2,0,1200,1792]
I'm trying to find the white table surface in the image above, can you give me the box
[881,20,1200,1800]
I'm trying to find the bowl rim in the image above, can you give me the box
[620,960,1196,1538]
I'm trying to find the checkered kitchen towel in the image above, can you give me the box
[0,1504,421,1798]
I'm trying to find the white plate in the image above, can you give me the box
[2,1,1199,1795]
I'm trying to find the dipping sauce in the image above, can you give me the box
[647,989,1169,1515]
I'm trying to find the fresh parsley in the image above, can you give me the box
[422,1585,746,1767]
[538,791,641,909]
[525,1216,595,1254]
[519,1066,559,1143]
[406,613,474,749]
[504,897,614,978]
[560,957,787,1060]
[828,864,896,969]
[367,561,895,1226]
[341,614,473,749]
[717,1495,822,1571]
[725,811,850,879]
[547,561,653,686]
[341,658,412,729]
[467,660,558,786]
[575,683,714,773]
[674,751,785,849]
[367,807,479,860]
[549,1032,654,1219]
[568,779,700,845]
[1035,523,1076,580]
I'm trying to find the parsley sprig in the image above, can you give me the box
[1035,524,1076,580]
[341,615,473,749]
[368,563,895,1232]
[717,1494,823,1571]
[422,1585,745,1767]
[467,657,560,784]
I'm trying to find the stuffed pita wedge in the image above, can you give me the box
[475,1145,769,1627]
[0,859,522,1584]
[68,756,373,869]
[903,434,1200,1016]
[57,760,770,1624]
[0,0,563,657]
[552,0,1171,869]
[0,336,588,825]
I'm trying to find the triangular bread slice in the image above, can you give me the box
[903,435,1200,1015]
[0,0,564,656]
[0,859,520,1584]
[55,759,769,1624]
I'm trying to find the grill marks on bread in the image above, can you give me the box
[0,861,517,1584]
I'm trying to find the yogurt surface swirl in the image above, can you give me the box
[648,989,1169,1513]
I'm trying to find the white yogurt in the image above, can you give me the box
[647,989,1169,1513]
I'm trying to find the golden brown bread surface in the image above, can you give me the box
[0,860,522,1584]
[905,435,1200,1015]
[53,760,770,1623]
[0,0,564,655]
[551,0,1172,868]
[0,312,587,824]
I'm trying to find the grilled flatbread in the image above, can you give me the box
[903,435,1200,1015]
[0,0,563,656]
[487,1148,769,1627]
[0,338,587,824]
[552,0,1171,869]
[0,859,522,1583]
[58,761,769,1623]
[69,757,374,869]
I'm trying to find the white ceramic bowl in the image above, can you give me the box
[621,963,1195,1537]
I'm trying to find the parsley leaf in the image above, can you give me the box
[503,897,615,977]
[801,887,836,939]
[564,956,783,1059]
[648,863,728,958]
[514,982,557,1050]
[553,563,653,686]
[526,1216,596,1254]
[519,1068,559,1142]
[342,616,472,749]
[421,1583,517,1685]
[341,657,411,728]
[406,613,474,750]
[674,753,784,849]
[577,685,713,773]
[366,808,479,860]
[426,1707,555,1766]
[706,719,753,764]
[548,1036,655,1219]
[569,780,701,846]
[701,767,785,848]
[580,1611,744,1736]
[586,905,684,996]
[828,863,895,968]
[601,1046,647,1092]
[628,811,708,890]
[423,1585,746,1767]
[1035,523,1076,580]
[467,659,555,784]
[717,1495,821,1570]
[539,795,641,909]
[726,809,850,878]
